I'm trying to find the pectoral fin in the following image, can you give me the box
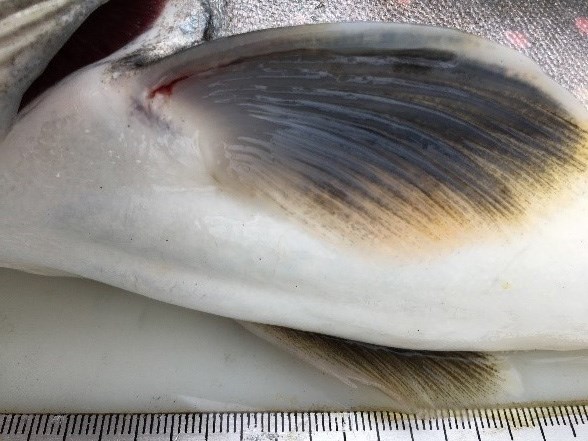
[153,26,588,256]
[241,322,519,411]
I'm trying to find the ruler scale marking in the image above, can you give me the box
[441,417,448,441]
[7,414,15,434]
[346,412,352,432]
[42,414,48,435]
[303,411,306,433]
[503,411,513,441]
[97,415,104,441]
[204,412,209,441]
[329,413,332,432]
[106,415,112,436]
[571,406,581,425]
[482,409,491,429]
[563,407,576,437]
[476,410,484,430]
[3,409,588,441]
[61,415,70,441]
[554,407,562,425]
[531,408,546,441]
[519,408,530,428]
[495,409,504,429]
[407,417,414,441]
[471,410,481,441]
[374,412,381,441]
[542,407,553,426]
[26,416,34,441]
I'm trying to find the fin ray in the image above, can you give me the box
[241,322,516,411]
[166,45,588,253]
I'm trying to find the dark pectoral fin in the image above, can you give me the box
[165,33,588,254]
[241,322,516,411]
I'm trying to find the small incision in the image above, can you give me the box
[148,75,191,99]
[21,0,168,108]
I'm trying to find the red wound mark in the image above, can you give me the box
[576,17,588,36]
[20,0,167,109]
[148,75,190,99]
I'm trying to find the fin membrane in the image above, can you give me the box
[174,45,588,253]
[242,322,513,411]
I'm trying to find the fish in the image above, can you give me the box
[1,0,588,412]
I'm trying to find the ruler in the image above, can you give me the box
[2,407,588,441]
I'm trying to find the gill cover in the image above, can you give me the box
[0,0,107,137]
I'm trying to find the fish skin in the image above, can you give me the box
[1,23,588,353]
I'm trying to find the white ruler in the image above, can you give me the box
[2,407,588,441]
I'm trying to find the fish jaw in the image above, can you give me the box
[2,24,588,352]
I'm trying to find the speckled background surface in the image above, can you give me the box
[201,0,587,107]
